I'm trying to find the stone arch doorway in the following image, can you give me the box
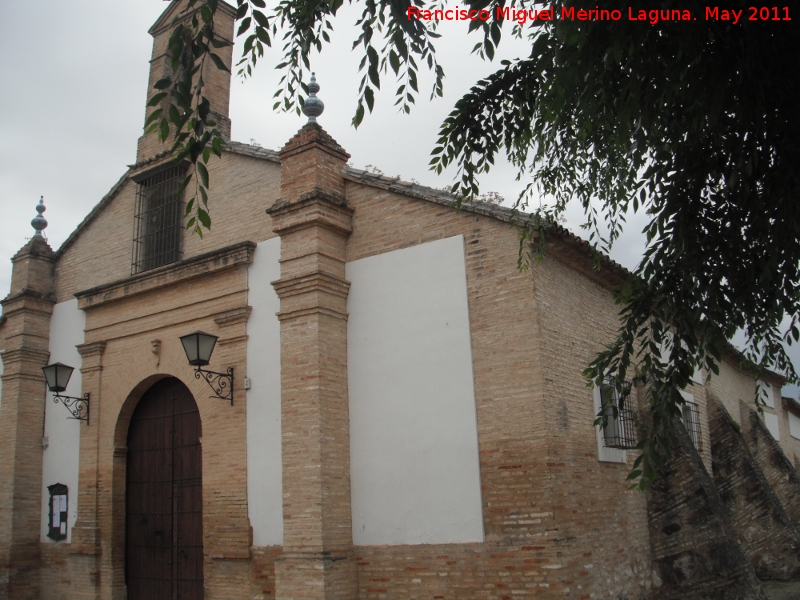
[125,377,203,599]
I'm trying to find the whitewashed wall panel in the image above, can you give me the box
[246,237,283,545]
[347,235,484,545]
[41,299,84,542]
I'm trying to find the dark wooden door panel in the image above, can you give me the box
[126,378,203,600]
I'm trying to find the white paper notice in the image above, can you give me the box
[60,522,66,535]
[59,495,67,512]
[52,505,60,528]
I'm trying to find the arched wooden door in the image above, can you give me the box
[126,378,203,599]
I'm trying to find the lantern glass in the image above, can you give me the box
[42,362,74,393]
[180,331,218,366]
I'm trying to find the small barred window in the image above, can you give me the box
[681,399,702,450]
[598,380,637,450]
[131,165,184,274]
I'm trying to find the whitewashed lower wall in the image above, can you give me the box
[346,235,484,545]
[41,298,84,542]
[245,237,283,546]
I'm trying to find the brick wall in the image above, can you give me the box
[344,179,654,597]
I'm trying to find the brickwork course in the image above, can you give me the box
[1,1,799,599]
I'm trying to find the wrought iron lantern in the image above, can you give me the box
[179,331,234,404]
[42,362,90,423]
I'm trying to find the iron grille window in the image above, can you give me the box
[681,401,702,450]
[599,381,637,450]
[131,166,184,274]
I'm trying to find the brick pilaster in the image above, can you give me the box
[268,123,357,599]
[69,341,106,600]
[0,235,55,599]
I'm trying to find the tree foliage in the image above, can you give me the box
[153,0,800,487]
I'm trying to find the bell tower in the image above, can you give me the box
[136,0,236,163]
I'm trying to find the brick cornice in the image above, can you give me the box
[78,341,106,374]
[279,123,350,163]
[213,306,252,327]
[276,305,348,322]
[1,289,56,312]
[217,334,248,347]
[77,341,107,360]
[11,235,54,262]
[75,241,256,310]
[267,189,353,236]
[271,272,351,301]
[0,347,50,365]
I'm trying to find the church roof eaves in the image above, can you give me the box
[341,165,631,287]
[224,141,280,163]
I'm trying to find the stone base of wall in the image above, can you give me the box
[250,546,281,599]
[354,540,652,599]
[274,551,358,600]
[40,544,71,600]
[0,543,41,600]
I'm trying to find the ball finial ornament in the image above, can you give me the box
[31,196,48,237]
[302,72,324,123]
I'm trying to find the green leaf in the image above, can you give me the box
[197,162,209,187]
[147,92,167,107]
[144,108,163,128]
[168,104,182,125]
[198,207,211,228]
[255,26,270,45]
[159,119,170,141]
[212,136,223,157]
[237,17,251,37]
[353,103,365,128]
[252,10,269,28]
[209,53,229,73]
[154,78,172,90]
[364,87,374,112]
[389,50,400,75]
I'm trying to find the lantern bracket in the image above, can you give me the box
[53,393,90,424]
[194,366,233,405]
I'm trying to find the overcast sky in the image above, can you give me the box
[0,1,795,396]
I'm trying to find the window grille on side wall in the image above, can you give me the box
[131,165,184,274]
[599,381,637,450]
[681,401,702,451]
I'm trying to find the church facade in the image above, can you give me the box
[1,2,799,599]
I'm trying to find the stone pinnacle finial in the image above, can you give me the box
[31,196,48,237]
[302,72,324,123]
